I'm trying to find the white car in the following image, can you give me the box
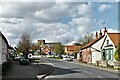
[70,55,75,59]
[63,56,73,61]
[63,56,68,61]
[14,56,21,61]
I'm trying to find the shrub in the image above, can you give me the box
[2,60,12,76]
[114,45,120,61]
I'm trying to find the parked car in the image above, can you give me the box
[63,55,73,61]
[19,57,29,65]
[14,56,21,61]
[69,55,75,59]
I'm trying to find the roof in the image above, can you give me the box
[65,46,80,51]
[107,33,120,47]
[0,31,9,48]
[82,35,104,49]
[9,46,14,50]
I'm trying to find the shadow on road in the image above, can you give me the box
[50,67,80,76]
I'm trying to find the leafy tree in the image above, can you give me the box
[17,33,32,56]
[79,33,94,46]
[54,43,64,55]
[31,43,39,53]
[114,44,120,61]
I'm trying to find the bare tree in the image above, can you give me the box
[79,33,94,46]
[17,33,32,56]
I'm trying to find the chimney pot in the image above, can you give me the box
[104,27,107,35]
[96,32,98,39]
[99,30,102,37]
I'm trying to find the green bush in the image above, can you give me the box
[114,45,120,61]
[33,58,40,60]
[2,60,12,76]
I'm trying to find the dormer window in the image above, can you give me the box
[107,40,109,45]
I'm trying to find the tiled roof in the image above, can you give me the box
[66,46,80,51]
[108,33,120,47]
[82,36,104,49]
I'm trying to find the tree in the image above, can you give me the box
[79,33,94,46]
[17,33,32,56]
[54,43,64,55]
[114,44,120,61]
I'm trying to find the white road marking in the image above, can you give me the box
[97,76,102,78]
[97,76,106,80]
[82,70,93,74]
[45,75,56,78]
[97,75,106,80]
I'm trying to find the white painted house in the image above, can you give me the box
[0,31,9,64]
[79,27,120,67]
[101,33,120,66]
[91,35,106,64]
[79,28,107,64]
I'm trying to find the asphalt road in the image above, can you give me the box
[41,57,120,80]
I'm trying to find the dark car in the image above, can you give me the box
[19,57,29,65]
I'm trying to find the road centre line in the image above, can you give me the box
[82,70,93,74]
[97,76,106,80]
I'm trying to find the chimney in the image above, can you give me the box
[104,27,107,35]
[99,30,102,37]
[96,32,98,39]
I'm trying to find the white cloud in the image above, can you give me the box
[0,2,116,47]
[0,17,24,24]
[98,4,112,12]
[70,17,95,34]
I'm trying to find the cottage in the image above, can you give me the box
[80,28,107,64]
[101,33,120,66]
[0,31,10,64]
[80,27,120,67]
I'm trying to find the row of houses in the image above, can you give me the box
[31,27,119,68]
[37,40,82,55]
[77,27,120,67]
[0,31,14,65]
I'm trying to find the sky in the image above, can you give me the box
[0,1,119,47]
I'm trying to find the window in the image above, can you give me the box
[108,49,111,60]
[107,40,109,45]
[107,48,113,61]
[102,49,106,61]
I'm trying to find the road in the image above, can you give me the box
[41,57,120,80]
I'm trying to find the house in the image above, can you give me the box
[41,45,51,54]
[38,40,61,54]
[80,28,107,64]
[0,31,10,64]
[65,44,81,55]
[101,33,120,66]
[80,27,120,67]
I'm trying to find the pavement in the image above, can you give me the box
[1,59,55,80]
[70,59,120,74]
